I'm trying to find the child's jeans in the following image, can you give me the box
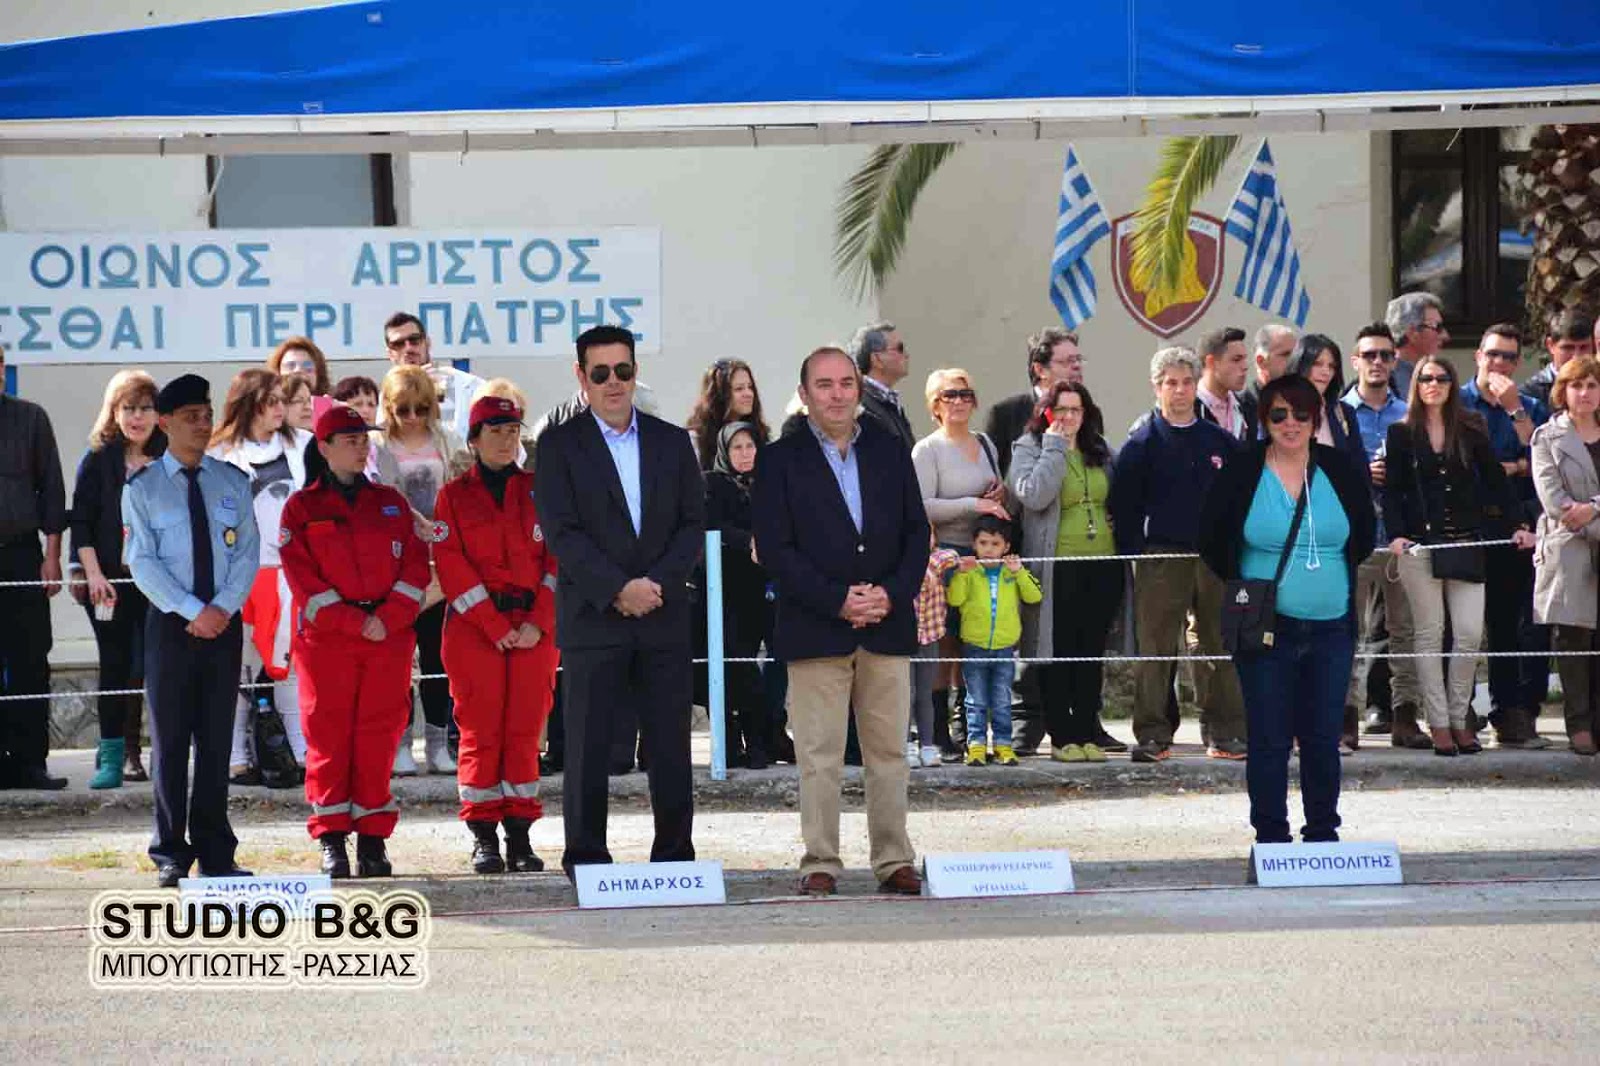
[962,644,1016,746]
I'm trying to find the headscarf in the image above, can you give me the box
[713,421,759,487]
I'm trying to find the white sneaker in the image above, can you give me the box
[424,724,457,774]
[392,726,419,777]
[919,745,941,768]
[905,741,920,768]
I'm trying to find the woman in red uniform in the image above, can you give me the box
[278,404,430,878]
[434,396,559,874]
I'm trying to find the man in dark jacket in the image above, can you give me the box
[753,346,929,898]
[850,322,916,451]
[1109,346,1245,763]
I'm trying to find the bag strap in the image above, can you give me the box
[1272,462,1313,588]
[977,432,1001,481]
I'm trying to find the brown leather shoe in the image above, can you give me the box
[878,865,923,896]
[798,872,837,897]
[1391,711,1434,750]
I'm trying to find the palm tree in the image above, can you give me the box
[1519,124,1600,327]
[833,135,1241,311]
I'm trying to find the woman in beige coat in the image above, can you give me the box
[1530,355,1600,756]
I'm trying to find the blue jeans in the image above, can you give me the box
[962,645,1016,746]
[1232,614,1354,844]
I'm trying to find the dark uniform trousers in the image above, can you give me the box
[146,610,244,872]
[561,642,695,870]
[0,539,52,775]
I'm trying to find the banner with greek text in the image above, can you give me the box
[0,228,660,364]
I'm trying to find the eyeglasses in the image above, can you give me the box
[1418,322,1448,334]
[587,362,636,385]
[263,394,285,406]
[1358,349,1397,363]
[939,388,976,403]
[1054,406,1084,418]
[886,343,907,354]
[1483,348,1520,362]
[1266,407,1314,425]
[1415,373,1453,386]
[386,332,426,351]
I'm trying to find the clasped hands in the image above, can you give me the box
[494,622,544,652]
[1560,499,1598,533]
[839,583,890,629]
[185,604,230,640]
[613,576,664,619]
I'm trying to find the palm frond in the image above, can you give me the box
[833,142,960,300]
[1128,135,1239,308]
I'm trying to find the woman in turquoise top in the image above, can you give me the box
[1199,375,1376,845]
[1009,381,1124,763]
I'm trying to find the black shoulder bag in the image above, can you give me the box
[1220,465,1311,654]
[1411,442,1486,583]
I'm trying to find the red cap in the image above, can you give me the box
[469,395,524,436]
[314,402,375,441]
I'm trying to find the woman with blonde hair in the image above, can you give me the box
[69,370,165,788]
[376,365,471,775]
[208,368,315,785]
[267,336,332,396]
[911,367,1012,760]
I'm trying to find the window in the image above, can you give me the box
[208,153,396,228]
[1392,127,1533,338]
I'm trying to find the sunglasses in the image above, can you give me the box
[940,388,976,403]
[1415,373,1453,386]
[886,343,907,354]
[1418,322,1447,334]
[386,332,426,351]
[393,405,430,418]
[263,394,286,406]
[588,362,636,385]
[1482,349,1520,362]
[1266,407,1314,425]
[1358,349,1397,363]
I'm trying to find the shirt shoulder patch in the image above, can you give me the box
[382,505,401,517]
[278,526,292,547]
[431,520,450,543]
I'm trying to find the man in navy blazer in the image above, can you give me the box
[753,346,930,897]
[534,326,705,879]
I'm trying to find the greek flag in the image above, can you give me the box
[1049,146,1111,329]
[1226,140,1311,327]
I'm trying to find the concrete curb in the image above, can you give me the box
[4,742,1597,817]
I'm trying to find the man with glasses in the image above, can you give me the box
[850,322,916,452]
[1524,309,1596,409]
[1340,324,1430,749]
[1384,292,1449,401]
[0,346,68,790]
[1460,324,1549,749]
[383,311,486,443]
[534,325,705,881]
[986,326,1085,476]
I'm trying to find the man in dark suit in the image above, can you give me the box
[849,322,916,451]
[534,326,705,878]
[753,346,930,897]
[985,326,1085,477]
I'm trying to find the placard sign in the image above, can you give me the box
[574,861,727,909]
[178,873,334,918]
[1250,842,1403,888]
[0,227,661,363]
[922,851,1075,899]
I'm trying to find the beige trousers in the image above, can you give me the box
[787,649,915,881]
[1396,552,1484,729]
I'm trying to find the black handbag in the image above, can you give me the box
[1220,465,1311,654]
[1410,445,1487,583]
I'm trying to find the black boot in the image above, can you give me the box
[502,816,544,873]
[741,707,770,770]
[468,820,506,874]
[319,832,351,879]
[355,834,391,878]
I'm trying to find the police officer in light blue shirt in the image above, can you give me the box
[122,374,260,888]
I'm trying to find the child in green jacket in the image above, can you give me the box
[947,515,1042,766]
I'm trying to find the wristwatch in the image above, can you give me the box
[1509,408,1530,422]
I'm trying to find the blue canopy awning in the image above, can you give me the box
[2,1,1598,146]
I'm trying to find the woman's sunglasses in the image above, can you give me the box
[940,388,976,403]
[1415,373,1453,386]
[393,405,430,418]
[1266,407,1314,425]
[588,362,637,385]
